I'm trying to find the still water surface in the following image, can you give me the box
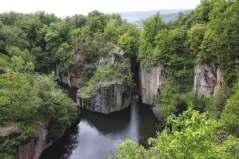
[40,98,158,159]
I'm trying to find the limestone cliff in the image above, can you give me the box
[17,126,50,159]
[77,81,131,114]
[194,64,224,96]
[58,45,132,114]
[139,64,164,106]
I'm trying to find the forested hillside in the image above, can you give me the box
[1,0,239,159]
[0,10,140,158]
[116,0,239,158]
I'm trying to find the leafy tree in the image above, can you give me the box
[115,140,146,159]
[222,81,239,137]
[149,109,238,159]
[200,1,239,84]
[86,10,108,34]
[104,17,124,43]
[187,23,206,62]
[155,81,179,120]
[118,24,140,58]
[139,13,164,64]
[8,46,34,73]
[116,109,239,159]
[0,72,41,124]
[35,75,77,139]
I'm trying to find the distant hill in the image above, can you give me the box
[120,9,191,25]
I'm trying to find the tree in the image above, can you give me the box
[200,1,239,84]
[86,10,107,34]
[138,13,164,64]
[118,24,140,58]
[0,72,41,124]
[155,81,179,120]
[115,140,146,159]
[149,109,238,159]
[187,23,207,62]
[116,109,239,159]
[104,17,124,43]
[35,75,77,139]
[222,81,239,137]
[8,46,34,73]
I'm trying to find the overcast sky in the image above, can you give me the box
[0,0,201,17]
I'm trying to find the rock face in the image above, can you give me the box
[139,64,164,105]
[17,126,50,159]
[194,64,224,96]
[78,81,131,114]
[58,45,132,114]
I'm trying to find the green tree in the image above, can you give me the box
[155,81,179,120]
[115,140,146,159]
[222,81,239,137]
[0,72,41,124]
[116,109,239,159]
[118,24,140,58]
[139,13,164,64]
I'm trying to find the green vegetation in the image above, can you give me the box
[139,0,239,86]
[0,10,139,159]
[116,109,239,159]
[222,81,239,137]
[138,0,239,122]
[80,62,132,98]
[1,0,239,158]
[0,72,77,158]
[115,0,239,158]
[0,12,81,158]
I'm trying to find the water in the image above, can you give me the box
[40,97,158,159]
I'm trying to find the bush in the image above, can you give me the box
[35,75,77,139]
[115,109,239,159]
[80,62,132,98]
[114,140,146,159]
[222,82,239,137]
[0,72,41,124]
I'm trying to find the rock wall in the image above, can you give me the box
[78,81,131,114]
[194,64,224,96]
[57,45,132,114]
[17,126,51,159]
[139,64,164,105]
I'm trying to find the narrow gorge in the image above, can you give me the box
[1,0,239,159]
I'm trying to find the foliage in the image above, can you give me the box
[139,13,164,64]
[115,140,147,159]
[35,75,77,139]
[154,81,180,120]
[222,81,239,137]
[0,72,41,124]
[118,24,140,58]
[80,62,132,98]
[116,109,239,159]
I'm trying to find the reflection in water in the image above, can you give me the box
[128,96,139,143]
[40,98,158,159]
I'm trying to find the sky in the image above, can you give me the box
[0,0,201,17]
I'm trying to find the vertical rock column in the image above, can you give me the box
[139,64,164,105]
[194,64,224,96]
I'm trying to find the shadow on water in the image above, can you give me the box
[40,97,158,159]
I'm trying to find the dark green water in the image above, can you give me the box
[40,98,158,159]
